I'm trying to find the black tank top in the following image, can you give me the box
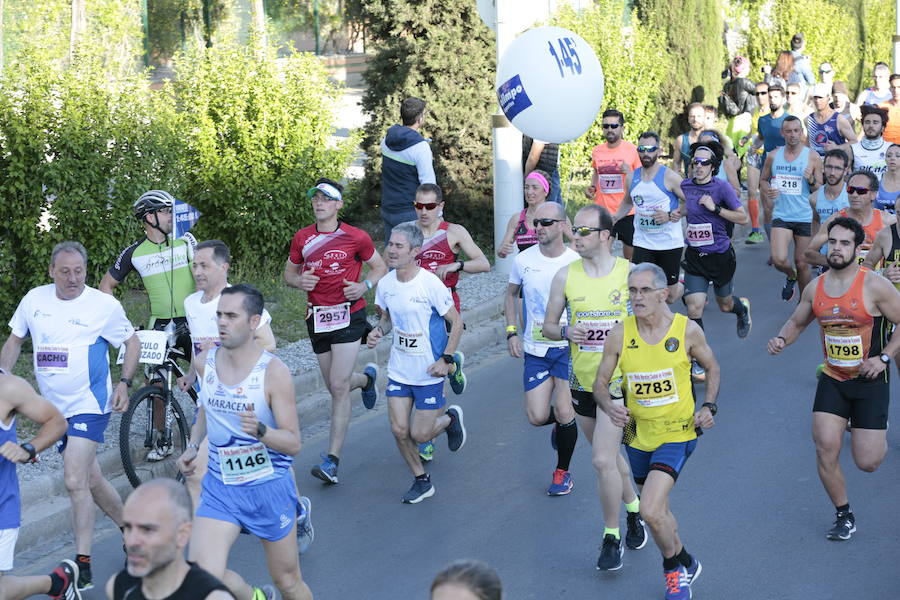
[889,223,900,265]
[113,563,231,600]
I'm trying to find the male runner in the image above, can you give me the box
[761,115,823,301]
[878,74,900,144]
[283,178,387,484]
[673,103,707,177]
[505,202,579,495]
[101,190,195,461]
[743,81,771,244]
[851,105,889,181]
[807,83,857,158]
[178,285,313,600]
[1,241,140,590]
[595,263,719,600]
[107,478,233,600]
[542,205,645,571]
[615,131,686,304]
[810,150,850,242]
[586,109,641,259]
[0,368,79,600]
[769,217,900,540]
[754,84,789,240]
[366,223,467,503]
[855,62,892,106]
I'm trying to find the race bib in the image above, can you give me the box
[775,174,803,194]
[636,210,665,233]
[35,345,69,374]
[627,369,679,407]
[219,441,274,485]
[825,333,864,368]
[313,302,350,333]
[531,322,552,343]
[598,173,624,194]
[686,222,714,247]
[576,318,619,353]
[393,329,425,355]
[116,330,167,365]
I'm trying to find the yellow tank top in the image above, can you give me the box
[619,313,696,451]
[564,257,630,391]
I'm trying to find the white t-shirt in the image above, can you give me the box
[375,269,454,386]
[509,246,579,357]
[8,285,135,417]
[183,285,272,355]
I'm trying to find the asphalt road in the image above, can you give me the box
[13,241,900,599]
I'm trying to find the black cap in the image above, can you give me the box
[791,33,804,49]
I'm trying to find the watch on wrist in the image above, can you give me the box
[713,205,722,215]
[119,377,133,388]
[880,353,891,365]
[364,279,373,290]
[441,353,455,365]
[256,421,268,439]
[187,442,200,451]
[507,332,519,340]
[457,261,465,273]
[20,443,36,462]
[701,402,718,416]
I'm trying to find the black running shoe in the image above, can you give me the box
[75,560,92,591]
[50,560,82,600]
[401,478,435,504]
[596,534,624,571]
[781,277,797,301]
[445,405,466,451]
[625,512,648,550]
[736,297,751,338]
[827,511,856,541]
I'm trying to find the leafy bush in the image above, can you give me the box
[861,0,896,85]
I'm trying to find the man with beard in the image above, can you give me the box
[769,216,900,541]
[810,150,850,245]
[614,132,686,304]
[851,105,889,182]
[673,103,707,177]
[754,85,789,240]
[107,479,233,600]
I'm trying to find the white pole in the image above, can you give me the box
[492,0,523,275]
[894,0,900,74]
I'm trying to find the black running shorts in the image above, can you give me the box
[813,373,889,430]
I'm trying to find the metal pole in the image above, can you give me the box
[894,0,900,74]
[314,0,320,55]
[141,0,149,66]
[492,0,523,275]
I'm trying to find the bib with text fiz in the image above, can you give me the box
[393,329,425,355]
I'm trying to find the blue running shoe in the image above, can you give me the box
[445,405,467,451]
[361,363,378,409]
[418,440,435,462]
[782,276,797,301]
[448,351,467,395]
[664,566,691,600]
[401,477,435,504]
[310,453,338,484]
[547,469,573,496]
[685,556,702,586]
[296,496,314,555]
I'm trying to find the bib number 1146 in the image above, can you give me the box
[548,37,582,78]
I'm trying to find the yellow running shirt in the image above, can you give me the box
[618,313,696,451]
[565,257,630,392]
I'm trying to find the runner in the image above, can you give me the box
[0,367,79,600]
[810,150,850,243]
[498,170,558,257]
[807,83,857,158]
[681,141,751,383]
[595,262,719,600]
[878,74,900,144]
[505,202,579,495]
[283,178,387,485]
[107,478,234,600]
[430,560,502,600]
[743,82,772,244]
[851,105,889,183]
[768,216,900,541]
[876,144,900,213]
[542,205,646,571]
[585,109,641,260]
[366,222,467,504]
[1,241,140,591]
[177,284,313,600]
[761,115,823,301]
[615,131,686,304]
[673,103,708,177]
[855,62,892,106]
[755,84,789,241]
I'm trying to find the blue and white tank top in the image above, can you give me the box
[772,146,813,222]
[0,369,20,530]
[200,348,292,486]
[807,112,845,156]
[630,166,683,251]
[875,184,900,213]
[815,186,850,253]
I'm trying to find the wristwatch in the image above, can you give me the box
[713,205,722,215]
[701,402,718,416]
[20,443,36,463]
[880,353,891,365]
[119,377,133,387]
[441,354,455,365]
[256,421,268,439]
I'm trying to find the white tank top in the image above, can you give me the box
[629,166,683,250]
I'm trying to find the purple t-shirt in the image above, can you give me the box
[681,177,742,254]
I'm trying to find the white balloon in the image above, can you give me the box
[496,26,604,144]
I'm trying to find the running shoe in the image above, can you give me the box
[781,277,797,301]
[664,565,691,600]
[310,453,338,484]
[147,442,174,461]
[75,560,92,591]
[252,585,279,600]
[625,512,647,550]
[547,469,573,496]
[550,422,558,450]
[736,297,752,338]
[448,351,467,395]
[401,478,435,504]
[745,231,764,244]
[361,363,378,409]
[690,361,706,382]
[418,440,435,462]
[445,405,467,451]
[596,534,624,571]
[827,511,856,541]
[685,556,702,585]
[50,559,82,600]
[296,496,314,555]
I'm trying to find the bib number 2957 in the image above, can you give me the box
[313,303,350,333]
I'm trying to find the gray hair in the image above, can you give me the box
[629,262,667,290]
[133,477,193,525]
[394,221,424,249]
[50,241,88,267]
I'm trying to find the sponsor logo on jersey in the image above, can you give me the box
[423,396,437,404]
[73,422,88,432]
[627,338,639,349]
[68,318,88,328]
[665,337,679,352]
[420,250,446,261]
[387,384,402,392]
[323,249,348,261]
[280,513,292,529]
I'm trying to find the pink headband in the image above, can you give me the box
[525,171,550,194]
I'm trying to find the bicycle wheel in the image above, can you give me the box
[119,385,189,488]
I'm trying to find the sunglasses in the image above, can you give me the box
[755,91,769,96]
[156,207,173,214]
[846,186,871,196]
[413,202,439,210]
[533,218,562,228]
[637,145,659,153]
[692,158,712,166]
[601,123,621,129]
[572,226,603,236]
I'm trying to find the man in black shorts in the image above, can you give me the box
[768,216,900,540]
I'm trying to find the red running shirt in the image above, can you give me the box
[288,222,376,313]
[416,221,461,312]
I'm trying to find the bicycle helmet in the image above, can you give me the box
[133,190,176,221]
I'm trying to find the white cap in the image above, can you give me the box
[811,83,831,98]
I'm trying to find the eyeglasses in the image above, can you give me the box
[787,91,799,95]
[846,186,871,196]
[414,202,439,210]
[692,158,712,166]
[572,226,604,236]
[156,207,173,214]
[637,145,659,153]
[533,218,562,228]
[601,123,621,129]
[628,287,665,297]
[755,91,769,96]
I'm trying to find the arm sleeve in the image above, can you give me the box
[8,294,31,338]
[100,299,137,348]
[108,241,140,282]
[414,142,436,185]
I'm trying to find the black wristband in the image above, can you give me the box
[701,402,718,416]
[20,443,36,462]
[457,261,465,273]
[119,377,132,387]
[256,421,268,439]
[713,205,722,215]
[507,332,519,340]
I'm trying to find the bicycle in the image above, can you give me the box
[118,322,197,488]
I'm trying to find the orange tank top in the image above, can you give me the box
[812,267,887,381]
[837,208,885,265]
